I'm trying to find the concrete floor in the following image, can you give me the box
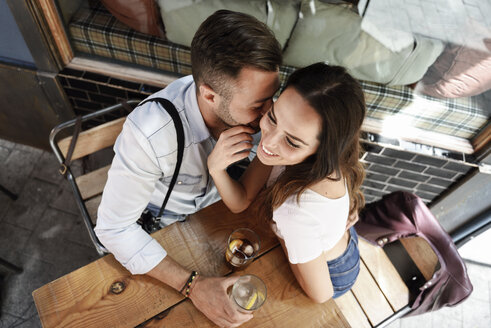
[0,138,489,327]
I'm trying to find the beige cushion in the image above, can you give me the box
[157,0,298,49]
[416,39,491,98]
[266,0,299,49]
[283,1,444,85]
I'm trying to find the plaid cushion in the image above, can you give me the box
[70,2,192,75]
[360,82,488,138]
[69,2,488,140]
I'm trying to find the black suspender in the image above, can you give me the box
[138,97,185,223]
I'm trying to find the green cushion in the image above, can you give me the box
[157,0,298,49]
[266,0,299,49]
[283,1,444,85]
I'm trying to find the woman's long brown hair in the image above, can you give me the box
[255,63,366,227]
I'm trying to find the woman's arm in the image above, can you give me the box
[208,126,272,213]
[278,238,334,303]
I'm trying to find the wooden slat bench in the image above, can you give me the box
[57,116,126,161]
[336,235,438,327]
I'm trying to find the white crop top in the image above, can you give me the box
[268,166,349,264]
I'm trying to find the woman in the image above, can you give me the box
[208,63,366,302]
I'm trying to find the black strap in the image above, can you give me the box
[138,97,185,218]
[60,116,82,176]
[120,101,134,114]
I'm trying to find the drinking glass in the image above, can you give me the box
[225,228,260,269]
[229,274,267,312]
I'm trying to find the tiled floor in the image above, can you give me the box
[0,139,99,327]
[0,138,490,327]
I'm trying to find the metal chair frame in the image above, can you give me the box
[49,101,140,256]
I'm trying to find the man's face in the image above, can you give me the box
[215,67,280,132]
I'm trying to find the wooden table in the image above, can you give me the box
[32,201,350,327]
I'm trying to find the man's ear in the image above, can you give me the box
[199,84,219,106]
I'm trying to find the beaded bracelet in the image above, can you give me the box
[180,271,199,298]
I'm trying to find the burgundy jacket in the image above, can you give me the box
[355,191,473,315]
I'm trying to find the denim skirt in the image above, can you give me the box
[327,226,361,298]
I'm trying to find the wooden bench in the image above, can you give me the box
[44,106,440,327]
[335,236,438,327]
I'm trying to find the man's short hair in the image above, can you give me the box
[191,10,282,96]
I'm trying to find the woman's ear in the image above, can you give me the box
[198,84,219,106]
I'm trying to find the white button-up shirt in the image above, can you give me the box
[95,76,221,274]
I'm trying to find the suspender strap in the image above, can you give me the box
[120,101,134,114]
[59,116,82,176]
[138,97,185,218]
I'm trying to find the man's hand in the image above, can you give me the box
[190,275,253,328]
[208,126,255,175]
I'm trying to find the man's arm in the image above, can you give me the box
[95,116,168,273]
[148,257,253,328]
[96,115,252,327]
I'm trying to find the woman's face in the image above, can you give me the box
[257,87,321,166]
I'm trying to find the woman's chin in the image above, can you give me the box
[257,154,268,165]
[257,151,276,166]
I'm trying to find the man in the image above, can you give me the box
[95,10,282,328]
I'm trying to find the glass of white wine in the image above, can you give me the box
[229,274,267,312]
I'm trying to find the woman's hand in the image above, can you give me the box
[207,128,271,214]
[208,126,255,175]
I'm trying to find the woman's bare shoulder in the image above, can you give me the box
[309,177,346,199]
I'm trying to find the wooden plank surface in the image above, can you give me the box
[32,231,184,328]
[58,117,126,161]
[32,202,278,328]
[358,238,410,311]
[141,247,351,328]
[76,165,111,200]
[471,121,491,153]
[175,202,278,276]
[32,254,175,328]
[68,57,176,87]
[351,260,394,326]
[400,237,438,281]
[335,291,371,328]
